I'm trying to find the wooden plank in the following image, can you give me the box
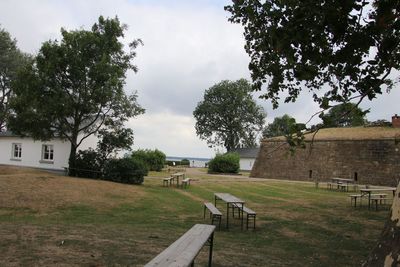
[204,202,222,215]
[144,224,215,267]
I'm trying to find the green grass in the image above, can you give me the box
[0,168,390,266]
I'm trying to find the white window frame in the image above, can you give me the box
[12,143,22,160]
[41,144,54,162]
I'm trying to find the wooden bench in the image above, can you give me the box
[162,177,173,187]
[144,224,216,267]
[370,194,388,211]
[349,194,362,207]
[232,204,256,230]
[204,202,222,229]
[181,178,191,189]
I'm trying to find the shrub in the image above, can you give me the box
[74,149,102,178]
[181,158,190,166]
[131,149,166,171]
[103,157,147,185]
[208,152,240,174]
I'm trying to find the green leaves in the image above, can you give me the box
[0,27,30,131]
[225,0,399,108]
[8,16,144,172]
[193,79,266,152]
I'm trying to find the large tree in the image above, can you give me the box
[321,102,369,128]
[193,79,266,152]
[263,114,298,138]
[0,27,30,131]
[225,1,399,110]
[225,1,400,265]
[9,16,144,175]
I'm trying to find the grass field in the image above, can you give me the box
[0,166,389,266]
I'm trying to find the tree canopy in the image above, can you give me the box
[0,27,30,131]
[193,79,266,152]
[321,102,369,128]
[263,114,298,138]
[8,16,144,174]
[225,1,399,109]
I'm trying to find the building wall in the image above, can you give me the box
[240,157,255,171]
[0,136,70,170]
[251,139,400,186]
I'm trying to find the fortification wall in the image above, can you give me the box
[251,139,400,186]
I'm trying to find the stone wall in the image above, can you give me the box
[251,139,400,186]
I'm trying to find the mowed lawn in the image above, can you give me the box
[0,166,389,266]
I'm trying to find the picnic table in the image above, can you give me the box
[171,172,185,187]
[214,193,245,230]
[360,187,397,209]
[329,177,356,191]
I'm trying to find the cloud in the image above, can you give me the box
[1,0,399,158]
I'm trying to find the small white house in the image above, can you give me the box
[232,147,260,171]
[0,131,70,171]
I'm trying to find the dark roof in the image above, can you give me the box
[232,147,259,158]
[0,131,19,137]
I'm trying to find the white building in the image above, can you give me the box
[232,147,260,171]
[0,131,70,171]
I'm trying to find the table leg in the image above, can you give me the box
[226,202,229,229]
[241,203,244,230]
[368,192,371,210]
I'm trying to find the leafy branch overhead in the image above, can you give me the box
[193,79,266,152]
[225,0,399,109]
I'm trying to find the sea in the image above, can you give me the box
[166,156,210,168]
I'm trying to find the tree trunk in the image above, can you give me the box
[68,141,78,177]
[363,182,400,266]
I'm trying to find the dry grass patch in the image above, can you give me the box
[0,166,145,213]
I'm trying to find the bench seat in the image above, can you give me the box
[162,177,173,187]
[144,224,216,267]
[181,178,191,188]
[204,202,222,229]
[232,203,256,230]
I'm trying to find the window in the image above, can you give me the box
[42,145,54,161]
[12,143,22,159]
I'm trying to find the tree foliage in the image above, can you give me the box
[8,16,144,174]
[97,126,134,165]
[131,149,166,172]
[225,1,400,109]
[193,79,266,152]
[263,114,297,138]
[0,27,30,131]
[321,103,369,127]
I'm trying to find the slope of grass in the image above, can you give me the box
[0,166,389,266]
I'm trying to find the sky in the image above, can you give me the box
[1,0,399,158]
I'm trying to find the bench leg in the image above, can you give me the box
[208,232,214,267]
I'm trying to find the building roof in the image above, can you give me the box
[232,147,260,158]
[264,126,400,142]
[0,131,19,137]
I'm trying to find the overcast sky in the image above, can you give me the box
[1,0,399,158]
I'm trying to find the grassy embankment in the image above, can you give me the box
[0,166,389,266]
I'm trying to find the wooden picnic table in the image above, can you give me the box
[329,177,356,191]
[360,187,397,209]
[214,193,245,230]
[171,172,185,187]
[332,178,354,183]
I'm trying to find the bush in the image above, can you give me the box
[131,149,166,171]
[208,152,240,174]
[103,157,147,185]
[181,158,190,166]
[74,149,102,178]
